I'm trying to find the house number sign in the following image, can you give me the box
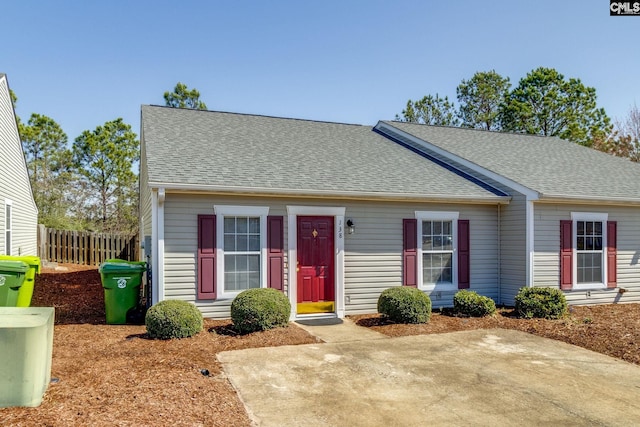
[338,218,343,239]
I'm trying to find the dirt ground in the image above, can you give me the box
[2,264,640,426]
[2,264,319,426]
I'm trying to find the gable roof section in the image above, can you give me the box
[381,121,640,204]
[141,106,507,203]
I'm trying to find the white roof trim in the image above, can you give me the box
[147,181,510,204]
[375,121,540,200]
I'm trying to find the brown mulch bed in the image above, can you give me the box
[2,264,320,426]
[351,304,640,365]
[3,264,640,425]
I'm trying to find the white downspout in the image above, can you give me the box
[157,188,165,302]
[526,198,535,287]
[497,203,501,305]
[151,188,165,304]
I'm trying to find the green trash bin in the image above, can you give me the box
[99,260,146,324]
[0,256,40,307]
[0,260,29,307]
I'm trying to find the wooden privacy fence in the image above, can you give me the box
[38,225,139,266]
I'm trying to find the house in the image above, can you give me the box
[139,105,640,319]
[0,74,38,257]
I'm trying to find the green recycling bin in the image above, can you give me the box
[0,255,41,307]
[0,260,29,307]
[99,260,146,324]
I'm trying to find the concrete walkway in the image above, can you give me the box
[218,321,640,426]
[294,317,388,343]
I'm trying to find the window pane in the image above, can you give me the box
[249,217,260,233]
[224,235,236,251]
[433,236,442,250]
[585,237,593,251]
[248,272,260,289]
[595,222,602,235]
[433,221,442,235]
[443,221,451,235]
[248,234,260,251]
[440,267,452,283]
[248,254,260,271]
[577,221,585,235]
[577,237,584,251]
[423,221,432,236]
[237,217,248,233]
[225,254,236,272]
[237,234,248,251]
[593,266,602,283]
[443,236,453,251]
[422,236,433,250]
[224,218,235,233]
[594,237,602,251]
[586,221,594,235]
[442,253,452,268]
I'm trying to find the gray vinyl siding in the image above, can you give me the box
[533,203,640,305]
[138,132,152,257]
[0,75,37,256]
[161,193,500,318]
[499,193,527,305]
[375,129,528,306]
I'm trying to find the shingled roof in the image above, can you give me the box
[140,106,506,202]
[381,121,640,203]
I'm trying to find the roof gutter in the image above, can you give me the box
[538,194,640,207]
[147,181,511,205]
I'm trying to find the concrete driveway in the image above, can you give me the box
[218,325,640,426]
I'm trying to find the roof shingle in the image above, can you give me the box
[141,106,504,201]
[383,121,640,202]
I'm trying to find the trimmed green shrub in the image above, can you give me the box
[231,288,291,334]
[453,290,496,317]
[145,300,203,339]
[377,287,432,324]
[515,287,568,319]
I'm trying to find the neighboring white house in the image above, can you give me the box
[0,74,38,256]
[139,105,640,320]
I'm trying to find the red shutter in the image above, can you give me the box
[560,220,572,290]
[267,215,284,291]
[457,219,470,289]
[403,219,417,287]
[607,221,617,289]
[197,215,216,299]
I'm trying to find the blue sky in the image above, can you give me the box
[3,0,639,141]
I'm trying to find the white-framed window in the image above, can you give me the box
[4,200,12,255]
[416,211,458,290]
[571,212,607,289]
[214,206,269,298]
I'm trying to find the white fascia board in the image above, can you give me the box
[148,182,509,205]
[539,194,640,207]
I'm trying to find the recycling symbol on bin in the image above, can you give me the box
[117,278,127,289]
[0,276,5,287]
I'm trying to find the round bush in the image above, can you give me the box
[377,287,431,324]
[515,287,568,319]
[231,288,291,334]
[145,300,203,339]
[453,290,496,317]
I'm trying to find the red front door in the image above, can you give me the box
[297,216,334,314]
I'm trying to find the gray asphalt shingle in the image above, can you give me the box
[383,121,640,201]
[141,106,504,201]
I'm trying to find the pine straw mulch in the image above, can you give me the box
[2,265,640,426]
[2,264,320,426]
